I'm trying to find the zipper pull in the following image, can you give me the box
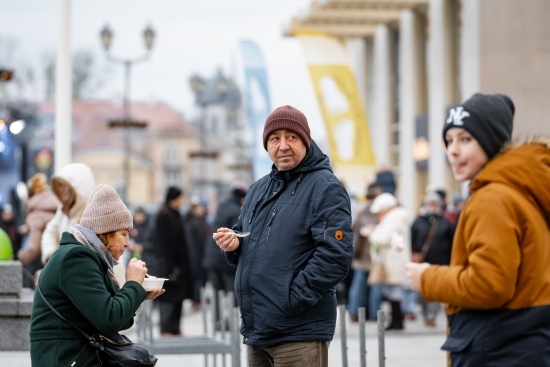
[268,209,277,226]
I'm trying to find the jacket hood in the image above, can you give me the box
[471,138,550,227]
[269,140,331,181]
[53,163,96,219]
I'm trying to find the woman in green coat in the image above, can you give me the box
[30,184,164,367]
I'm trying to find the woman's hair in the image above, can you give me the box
[97,228,131,252]
[27,173,49,197]
[97,231,118,251]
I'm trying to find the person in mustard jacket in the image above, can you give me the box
[407,93,550,366]
[30,184,164,367]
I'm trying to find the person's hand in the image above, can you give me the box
[213,227,241,252]
[144,289,165,300]
[126,257,147,283]
[406,262,430,291]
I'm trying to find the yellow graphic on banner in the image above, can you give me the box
[295,30,375,167]
[309,64,375,166]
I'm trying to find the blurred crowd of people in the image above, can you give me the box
[0,161,466,333]
[343,167,464,330]
[0,161,248,337]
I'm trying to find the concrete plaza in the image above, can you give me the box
[0,300,448,366]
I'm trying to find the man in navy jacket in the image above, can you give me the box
[213,105,353,367]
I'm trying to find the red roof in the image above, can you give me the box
[39,100,196,153]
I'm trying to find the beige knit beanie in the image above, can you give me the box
[80,184,133,234]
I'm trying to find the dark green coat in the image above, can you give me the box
[30,232,146,367]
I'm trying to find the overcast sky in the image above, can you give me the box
[0,0,327,140]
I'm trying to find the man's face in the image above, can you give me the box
[266,129,307,171]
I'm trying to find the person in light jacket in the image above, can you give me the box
[368,193,409,330]
[41,163,96,264]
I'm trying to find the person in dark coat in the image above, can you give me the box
[203,185,246,328]
[129,207,155,263]
[185,196,210,307]
[153,186,194,336]
[410,191,455,326]
[203,187,246,294]
[213,105,353,367]
[30,184,163,367]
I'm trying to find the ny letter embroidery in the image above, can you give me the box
[446,106,470,126]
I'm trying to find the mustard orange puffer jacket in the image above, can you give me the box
[421,139,550,366]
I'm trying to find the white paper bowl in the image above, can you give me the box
[142,277,168,291]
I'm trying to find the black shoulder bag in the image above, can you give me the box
[37,282,157,367]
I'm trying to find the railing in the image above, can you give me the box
[136,288,241,367]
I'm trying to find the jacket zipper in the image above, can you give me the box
[265,209,277,244]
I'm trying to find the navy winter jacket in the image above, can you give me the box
[224,141,353,345]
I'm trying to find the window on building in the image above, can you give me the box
[163,146,180,164]
[164,167,181,187]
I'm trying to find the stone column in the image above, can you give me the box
[398,9,427,213]
[427,0,459,189]
[371,24,394,166]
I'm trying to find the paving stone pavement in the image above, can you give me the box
[0,300,448,366]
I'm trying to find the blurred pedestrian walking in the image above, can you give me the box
[185,195,210,309]
[347,183,381,322]
[368,193,409,330]
[410,191,454,327]
[153,186,193,336]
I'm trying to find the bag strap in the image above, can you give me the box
[420,218,440,259]
[36,281,93,341]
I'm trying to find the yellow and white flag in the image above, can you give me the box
[295,29,375,194]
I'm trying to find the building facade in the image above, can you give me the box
[286,0,550,211]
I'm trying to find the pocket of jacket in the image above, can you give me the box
[441,332,474,352]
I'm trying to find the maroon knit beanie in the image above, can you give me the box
[262,105,311,150]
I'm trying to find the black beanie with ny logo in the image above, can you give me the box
[442,93,515,159]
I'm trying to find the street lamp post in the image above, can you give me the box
[99,24,155,203]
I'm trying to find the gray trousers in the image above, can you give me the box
[247,341,330,367]
[420,297,441,321]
